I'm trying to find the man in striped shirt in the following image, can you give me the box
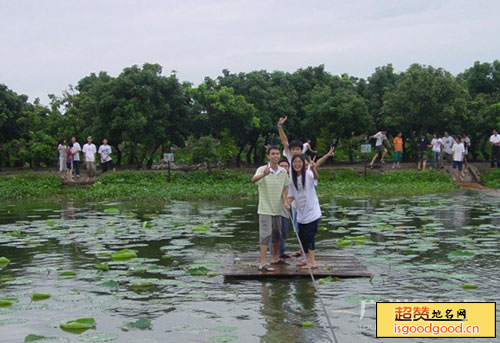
[252,146,290,272]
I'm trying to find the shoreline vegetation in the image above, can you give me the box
[0,168,478,201]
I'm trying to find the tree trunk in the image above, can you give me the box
[348,139,353,162]
[114,144,122,166]
[236,145,245,167]
[146,143,161,169]
[246,144,254,165]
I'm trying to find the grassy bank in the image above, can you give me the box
[0,169,457,201]
[482,169,500,188]
[317,169,456,197]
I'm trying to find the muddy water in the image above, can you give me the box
[0,190,499,342]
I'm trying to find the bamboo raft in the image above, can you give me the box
[223,253,372,280]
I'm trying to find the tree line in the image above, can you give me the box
[1,61,499,169]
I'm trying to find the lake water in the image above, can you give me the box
[0,190,499,343]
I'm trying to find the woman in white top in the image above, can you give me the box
[302,139,317,155]
[287,155,321,269]
[57,139,68,173]
[430,133,442,170]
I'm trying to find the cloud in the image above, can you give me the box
[1,0,499,104]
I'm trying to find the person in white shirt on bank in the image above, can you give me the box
[440,131,455,169]
[369,129,389,168]
[490,129,500,168]
[451,136,465,182]
[98,138,116,173]
[71,136,81,178]
[430,133,442,170]
[82,136,97,182]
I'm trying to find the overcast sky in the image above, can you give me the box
[1,0,499,104]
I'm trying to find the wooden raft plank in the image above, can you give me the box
[223,254,372,280]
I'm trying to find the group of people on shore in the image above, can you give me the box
[57,136,115,182]
[369,129,500,181]
[253,116,334,271]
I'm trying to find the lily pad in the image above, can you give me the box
[59,271,77,278]
[94,263,109,271]
[302,321,315,328]
[192,225,211,232]
[448,250,475,259]
[462,283,478,290]
[103,208,120,214]
[210,336,238,342]
[0,298,16,307]
[60,317,96,332]
[111,249,137,261]
[0,256,10,267]
[122,317,152,331]
[187,266,210,276]
[99,280,119,290]
[78,333,119,342]
[32,293,51,301]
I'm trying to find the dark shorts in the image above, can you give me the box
[452,161,463,171]
[66,162,72,169]
[298,218,319,254]
[102,160,114,172]
[376,145,385,154]
[393,151,402,163]
[418,150,428,162]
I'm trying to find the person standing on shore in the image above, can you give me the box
[451,136,465,181]
[71,137,81,178]
[252,146,290,272]
[82,136,97,182]
[430,133,442,170]
[440,131,455,169]
[57,139,68,175]
[65,142,73,181]
[302,138,318,156]
[417,132,429,171]
[98,138,116,173]
[392,132,403,169]
[490,129,500,168]
[369,129,388,168]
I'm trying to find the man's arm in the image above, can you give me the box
[278,116,289,153]
[315,146,335,168]
[251,167,270,183]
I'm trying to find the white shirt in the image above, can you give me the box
[441,136,455,154]
[302,143,309,154]
[72,142,81,161]
[58,144,67,158]
[288,170,321,224]
[283,149,293,165]
[82,143,97,162]
[452,143,465,162]
[374,132,386,146]
[430,138,442,153]
[490,134,500,145]
[98,144,113,162]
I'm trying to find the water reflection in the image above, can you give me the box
[0,190,498,343]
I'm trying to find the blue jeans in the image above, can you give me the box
[279,216,290,256]
[431,151,440,169]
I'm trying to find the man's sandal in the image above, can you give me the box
[258,265,275,272]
